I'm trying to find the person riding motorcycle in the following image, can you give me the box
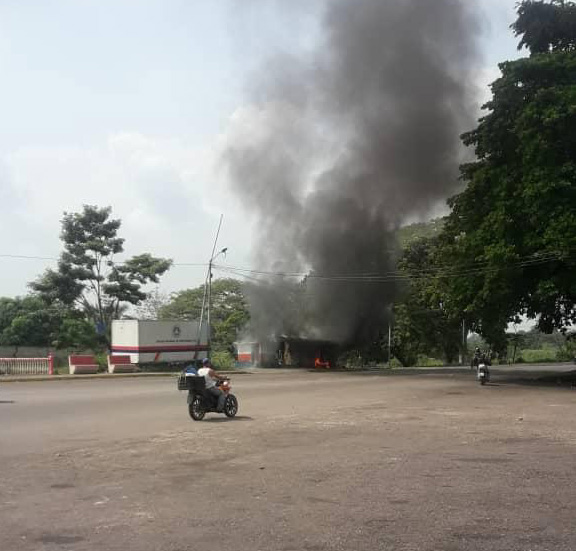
[197,358,227,412]
[471,347,482,369]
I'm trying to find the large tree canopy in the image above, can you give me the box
[30,205,172,337]
[391,238,463,366]
[513,0,576,54]
[438,0,576,345]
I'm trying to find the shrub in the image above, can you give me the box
[211,350,236,370]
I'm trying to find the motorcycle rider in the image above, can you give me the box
[471,347,482,369]
[197,358,227,412]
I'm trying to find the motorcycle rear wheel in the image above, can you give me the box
[224,394,238,418]
[189,395,205,421]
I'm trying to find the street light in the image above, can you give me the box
[207,247,228,359]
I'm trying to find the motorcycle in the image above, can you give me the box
[177,372,239,421]
[477,361,490,385]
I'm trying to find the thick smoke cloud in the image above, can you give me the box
[224,0,481,346]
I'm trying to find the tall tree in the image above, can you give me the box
[392,238,463,366]
[513,0,576,54]
[30,205,172,336]
[438,0,576,345]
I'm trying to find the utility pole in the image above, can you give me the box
[197,214,223,361]
[204,215,226,361]
[207,258,213,360]
[388,323,392,368]
[460,319,467,366]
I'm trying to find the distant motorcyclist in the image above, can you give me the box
[471,347,482,370]
[197,358,227,412]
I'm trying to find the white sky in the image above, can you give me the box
[0,0,522,297]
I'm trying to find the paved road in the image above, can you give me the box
[1,369,576,550]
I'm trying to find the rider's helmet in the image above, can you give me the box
[475,347,481,354]
[202,358,212,367]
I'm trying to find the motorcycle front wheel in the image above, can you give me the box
[189,395,206,421]
[224,394,238,418]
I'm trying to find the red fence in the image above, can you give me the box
[0,356,54,376]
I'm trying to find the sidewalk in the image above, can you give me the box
[0,370,253,383]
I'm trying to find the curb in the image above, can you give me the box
[0,371,252,383]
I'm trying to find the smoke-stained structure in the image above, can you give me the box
[224,0,481,347]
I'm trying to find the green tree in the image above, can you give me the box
[513,0,576,54]
[160,278,250,352]
[0,295,101,351]
[392,238,462,366]
[0,297,59,348]
[30,205,172,338]
[438,1,576,345]
[53,317,101,350]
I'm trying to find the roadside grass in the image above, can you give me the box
[416,356,444,368]
[516,348,559,364]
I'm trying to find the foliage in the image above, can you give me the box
[512,0,576,54]
[53,317,101,350]
[557,335,576,360]
[397,218,445,249]
[416,356,444,368]
[211,350,236,370]
[516,348,559,363]
[0,297,60,347]
[30,205,172,338]
[0,296,100,350]
[437,2,576,346]
[160,278,250,353]
[391,238,463,367]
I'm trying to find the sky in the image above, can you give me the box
[0,0,522,298]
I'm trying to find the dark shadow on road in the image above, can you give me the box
[491,370,576,390]
[321,365,576,391]
[202,416,254,423]
[0,400,15,404]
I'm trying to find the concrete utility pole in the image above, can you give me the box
[205,215,227,360]
[388,323,392,368]
[460,319,467,366]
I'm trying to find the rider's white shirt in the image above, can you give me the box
[198,367,216,389]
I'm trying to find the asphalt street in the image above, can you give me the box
[1,367,576,550]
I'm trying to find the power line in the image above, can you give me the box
[214,252,575,284]
[0,253,59,261]
[213,250,567,280]
[1,249,574,283]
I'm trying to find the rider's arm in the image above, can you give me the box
[208,368,225,381]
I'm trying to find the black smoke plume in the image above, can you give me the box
[224,0,481,346]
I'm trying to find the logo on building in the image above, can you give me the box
[172,325,181,338]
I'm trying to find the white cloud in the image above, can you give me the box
[0,132,253,297]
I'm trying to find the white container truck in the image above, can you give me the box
[111,320,209,365]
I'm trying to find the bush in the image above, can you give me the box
[519,349,558,363]
[416,355,444,367]
[211,350,236,370]
[557,345,576,362]
[95,352,108,372]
